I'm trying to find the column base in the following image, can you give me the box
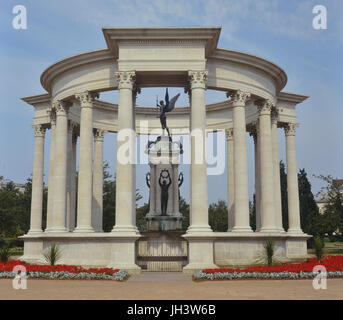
[48,227,69,233]
[259,227,280,233]
[231,226,253,233]
[183,262,218,274]
[27,229,43,235]
[186,225,213,235]
[74,226,95,233]
[287,228,303,235]
[111,225,140,236]
[182,233,217,273]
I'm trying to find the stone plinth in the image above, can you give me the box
[145,135,183,231]
[20,233,141,274]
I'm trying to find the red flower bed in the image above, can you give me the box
[0,260,120,275]
[203,255,343,274]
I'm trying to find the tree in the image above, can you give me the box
[280,160,289,230]
[102,161,143,232]
[209,200,228,232]
[102,162,116,232]
[180,196,190,230]
[250,196,256,231]
[315,175,343,238]
[136,203,149,231]
[298,169,320,235]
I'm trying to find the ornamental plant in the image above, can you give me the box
[264,238,275,266]
[196,255,343,281]
[313,236,325,262]
[0,246,10,264]
[0,260,127,281]
[44,243,61,266]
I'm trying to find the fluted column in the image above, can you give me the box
[226,128,235,231]
[256,99,278,232]
[66,121,76,231]
[112,71,138,234]
[51,100,70,232]
[284,123,302,234]
[69,131,78,231]
[28,124,46,233]
[92,129,104,232]
[187,70,212,234]
[250,124,261,231]
[271,110,284,232]
[46,110,56,231]
[74,91,98,232]
[227,90,252,232]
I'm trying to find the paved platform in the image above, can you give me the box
[127,272,192,283]
[0,276,342,300]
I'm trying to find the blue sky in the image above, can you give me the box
[0,0,342,205]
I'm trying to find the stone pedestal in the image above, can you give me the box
[145,135,183,231]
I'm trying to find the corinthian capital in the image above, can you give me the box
[271,107,279,124]
[33,124,46,137]
[75,91,99,108]
[115,71,136,90]
[188,70,208,89]
[93,129,105,142]
[53,100,72,116]
[47,108,56,127]
[226,90,251,106]
[255,99,274,115]
[225,128,234,141]
[284,123,298,136]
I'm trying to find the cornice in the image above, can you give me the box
[209,48,288,92]
[40,49,114,93]
[102,26,221,58]
[21,93,51,106]
[277,91,309,104]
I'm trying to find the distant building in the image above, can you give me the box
[316,179,343,214]
[0,179,26,193]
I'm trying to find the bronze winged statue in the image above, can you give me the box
[157,88,180,137]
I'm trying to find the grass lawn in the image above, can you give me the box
[9,247,23,256]
[324,242,343,255]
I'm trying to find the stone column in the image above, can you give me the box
[74,91,98,233]
[187,70,212,234]
[256,99,278,232]
[92,129,104,232]
[112,71,138,234]
[69,131,78,231]
[226,128,235,231]
[51,100,70,232]
[46,109,56,232]
[227,90,252,232]
[28,124,46,233]
[183,72,217,272]
[172,164,179,214]
[250,124,261,231]
[271,110,284,232]
[66,120,76,231]
[284,123,302,234]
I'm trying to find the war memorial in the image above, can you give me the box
[20,27,310,274]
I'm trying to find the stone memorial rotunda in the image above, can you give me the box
[20,27,310,273]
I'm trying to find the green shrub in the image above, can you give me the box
[0,236,6,249]
[44,243,61,266]
[264,238,275,266]
[0,247,10,264]
[5,237,24,248]
[313,236,325,262]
